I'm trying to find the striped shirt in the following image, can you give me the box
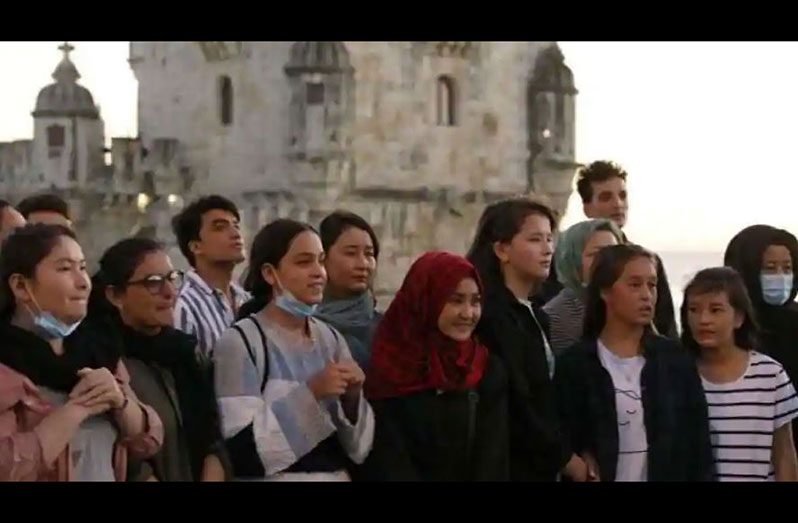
[173,269,251,358]
[542,287,586,355]
[702,351,798,482]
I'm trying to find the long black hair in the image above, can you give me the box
[0,223,76,319]
[681,267,759,354]
[583,243,657,339]
[88,238,164,320]
[466,197,557,296]
[238,219,318,319]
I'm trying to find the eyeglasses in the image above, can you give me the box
[126,270,184,295]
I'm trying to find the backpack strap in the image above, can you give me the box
[320,322,347,359]
[246,316,270,394]
[232,316,270,394]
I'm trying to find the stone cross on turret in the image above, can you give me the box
[58,41,74,59]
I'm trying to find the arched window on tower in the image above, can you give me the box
[436,76,457,127]
[219,75,233,126]
[47,125,64,147]
[307,82,325,105]
[47,124,65,159]
[306,82,326,151]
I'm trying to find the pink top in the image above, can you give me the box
[0,361,164,481]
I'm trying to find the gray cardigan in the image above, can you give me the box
[124,358,195,481]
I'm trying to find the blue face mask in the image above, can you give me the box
[24,288,82,340]
[32,311,82,339]
[761,273,794,306]
[275,289,318,318]
[271,271,318,318]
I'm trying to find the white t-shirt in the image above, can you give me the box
[40,387,117,481]
[597,339,648,482]
[702,351,798,481]
[518,299,555,379]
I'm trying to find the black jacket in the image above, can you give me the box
[360,354,509,481]
[756,305,798,451]
[476,284,570,480]
[724,224,798,450]
[554,334,715,481]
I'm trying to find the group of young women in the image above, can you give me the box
[1,198,797,481]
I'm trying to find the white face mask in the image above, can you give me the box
[761,273,793,306]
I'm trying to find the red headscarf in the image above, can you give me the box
[366,251,489,400]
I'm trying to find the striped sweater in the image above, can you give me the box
[542,287,586,355]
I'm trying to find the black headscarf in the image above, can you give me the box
[725,224,798,450]
[724,225,798,325]
[725,224,798,380]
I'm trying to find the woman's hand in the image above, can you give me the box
[562,453,589,482]
[69,368,125,410]
[337,360,365,400]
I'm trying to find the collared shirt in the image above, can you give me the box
[174,269,250,358]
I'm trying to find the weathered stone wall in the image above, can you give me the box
[2,41,578,307]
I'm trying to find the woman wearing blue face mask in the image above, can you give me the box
[213,219,375,481]
[0,224,163,481]
[725,225,798,450]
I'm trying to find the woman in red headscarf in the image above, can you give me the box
[360,251,509,481]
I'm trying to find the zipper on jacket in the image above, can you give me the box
[466,391,480,465]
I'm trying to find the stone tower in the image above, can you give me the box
[126,41,579,301]
[32,42,105,192]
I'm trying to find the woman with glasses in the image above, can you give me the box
[73,238,229,481]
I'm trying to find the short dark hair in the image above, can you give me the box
[0,199,11,213]
[576,160,628,204]
[238,219,317,319]
[16,193,70,220]
[319,210,380,260]
[88,238,164,319]
[467,197,557,295]
[0,223,76,318]
[583,243,656,339]
[680,267,759,354]
[171,195,240,267]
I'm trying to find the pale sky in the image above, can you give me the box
[1,41,795,254]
